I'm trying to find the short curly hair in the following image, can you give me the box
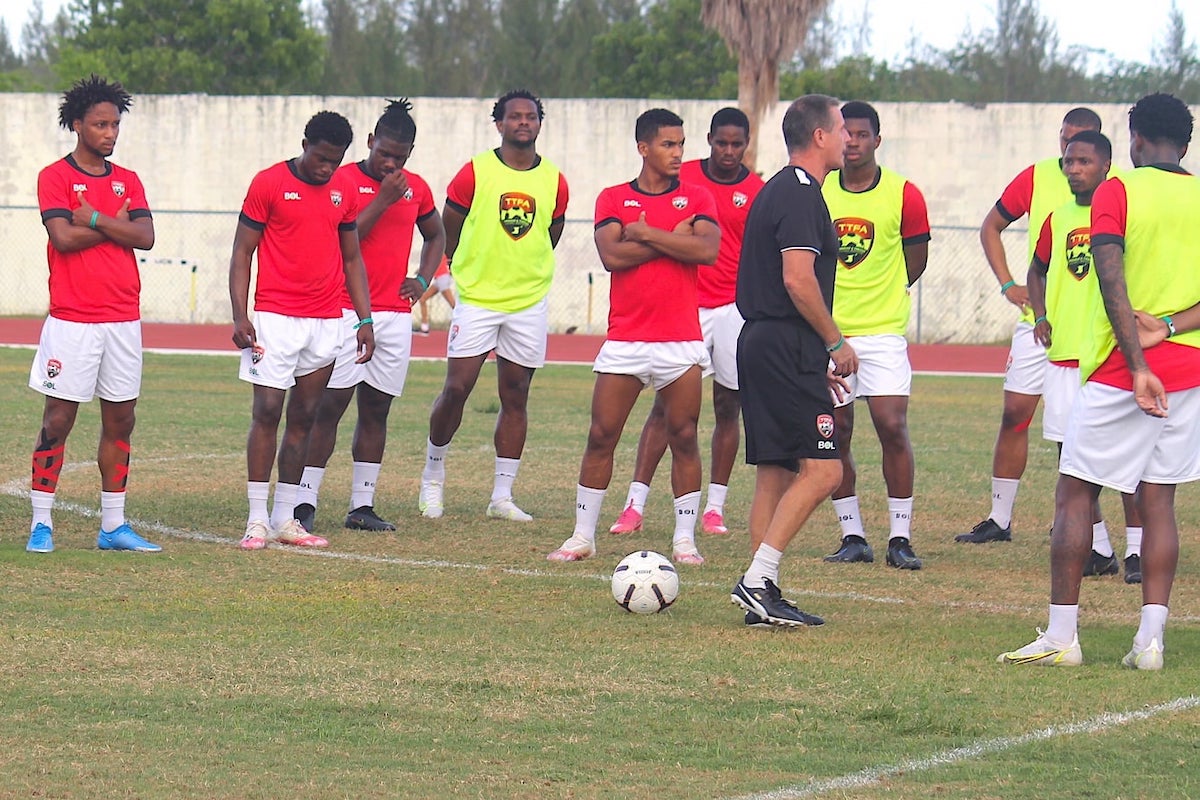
[1129,92,1193,150]
[304,110,354,149]
[58,74,133,131]
[492,89,544,123]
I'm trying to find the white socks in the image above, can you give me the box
[704,482,728,515]
[247,481,270,525]
[100,491,126,532]
[624,481,650,512]
[1125,526,1142,558]
[1135,604,1168,649]
[743,543,784,589]
[423,439,448,482]
[671,491,701,551]
[269,482,299,529]
[1046,603,1079,645]
[888,496,913,540]
[833,495,864,539]
[1091,521,1114,557]
[574,485,606,538]
[350,461,381,509]
[31,489,54,529]
[990,477,1020,528]
[296,466,325,509]
[491,457,520,503]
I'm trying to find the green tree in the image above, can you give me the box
[402,0,498,96]
[590,0,736,99]
[54,0,325,94]
[320,0,419,95]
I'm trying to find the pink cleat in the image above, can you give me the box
[274,518,329,548]
[239,520,270,551]
[672,546,705,566]
[701,509,729,534]
[547,535,596,562]
[608,504,644,534]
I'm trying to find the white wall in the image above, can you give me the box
[0,95,1189,341]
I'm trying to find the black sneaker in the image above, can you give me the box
[1123,554,1142,584]
[955,518,1012,543]
[294,503,316,533]
[1083,549,1119,577]
[344,506,397,531]
[731,577,824,627]
[744,611,774,629]
[823,535,874,563]
[886,537,923,570]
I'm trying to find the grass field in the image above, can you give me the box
[1,346,1198,799]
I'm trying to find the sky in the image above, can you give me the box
[0,0,1196,69]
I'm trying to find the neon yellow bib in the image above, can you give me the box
[824,166,911,336]
[1043,200,1095,362]
[1019,157,1075,324]
[454,151,562,312]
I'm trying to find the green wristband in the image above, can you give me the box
[999,280,1016,294]
[88,211,100,229]
[1162,315,1176,338]
[353,316,373,330]
[825,336,845,354]
[1034,315,1047,325]
[414,274,429,291]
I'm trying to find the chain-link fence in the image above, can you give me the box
[1,206,1030,344]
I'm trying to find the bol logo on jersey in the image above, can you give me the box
[499,192,535,240]
[45,358,62,378]
[1065,227,1091,280]
[111,181,126,198]
[816,413,835,439]
[835,217,874,268]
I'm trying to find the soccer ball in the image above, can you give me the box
[611,550,679,614]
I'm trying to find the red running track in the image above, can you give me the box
[0,318,1008,375]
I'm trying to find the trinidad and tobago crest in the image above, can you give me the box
[1065,227,1091,280]
[46,358,62,378]
[111,181,126,197]
[835,217,874,268]
[499,192,535,240]
[816,413,835,439]
[330,190,343,207]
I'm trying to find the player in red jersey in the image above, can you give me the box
[229,111,375,551]
[548,108,719,565]
[292,100,445,534]
[608,107,764,538]
[26,75,160,554]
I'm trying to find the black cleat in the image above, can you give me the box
[824,535,874,563]
[744,611,774,629]
[886,537,923,570]
[294,503,316,533]
[731,577,824,627]
[1123,554,1142,584]
[1083,549,1119,577]
[955,518,1012,543]
[344,506,397,531]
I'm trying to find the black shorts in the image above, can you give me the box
[738,319,839,469]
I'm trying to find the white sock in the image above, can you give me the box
[269,482,299,529]
[743,543,784,589]
[247,481,270,525]
[990,477,1020,528]
[574,484,606,538]
[1046,603,1079,645]
[1125,526,1143,558]
[350,461,381,509]
[672,491,701,550]
[832,495,865,538]
[625,481,650,513]
[491,457,520,503]
[888,496,913,540]
[1091,520,1114,557]
[423,439,448,482]
[296,466,325,508]
[100,491,126,531]
[31,489,54,529]
[704,483,728,515]
[1134,603,1168,649]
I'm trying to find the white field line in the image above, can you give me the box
[4,460,1197,623]
[723,694,1200,800]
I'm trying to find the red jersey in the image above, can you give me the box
[37,156,151,323]
[594,179,718,342]
[239,160,359,319]
[679,159,763,308]
[336,162,435,313]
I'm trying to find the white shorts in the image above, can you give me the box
[446,298,548,368]
[29,316,142,403]
[1042,362,1080,443]
[433,274,454,293]
[327,309,412,396]
[832,333,911,408]
[699,302,744,390]
[593,340,712,391]
[1060,382,1200,494]
[1003,321,1047,396]
[239,311,341,390]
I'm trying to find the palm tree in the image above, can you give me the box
[701,0,831,170]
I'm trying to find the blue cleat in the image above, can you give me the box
[26,523,54,553]
[97,523,162,552]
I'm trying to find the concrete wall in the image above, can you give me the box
[1,95,1190,341]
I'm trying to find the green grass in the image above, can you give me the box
[0,347,1198,799]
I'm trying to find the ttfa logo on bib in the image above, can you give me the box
[499,192,535,240]
[1066,227,1092,280]
[835,217,874,268]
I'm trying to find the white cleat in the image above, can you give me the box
[239,519,271,551]
[486,497,533,522]
[547,535,596,562]
[1122,637,1164,671]
[997,628,1082,666]
[419,479,444,519]
[672,545,705,566]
